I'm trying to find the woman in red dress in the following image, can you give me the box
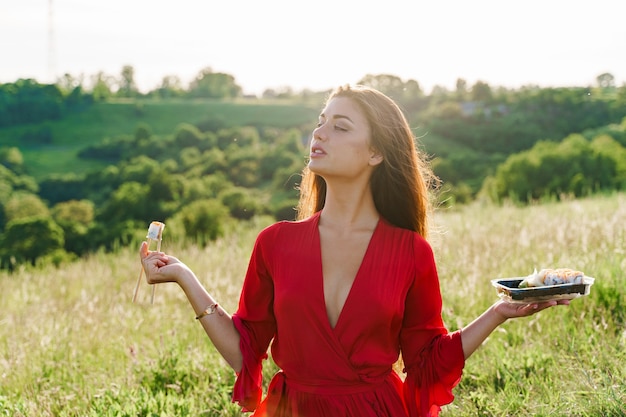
[140,85,568,416]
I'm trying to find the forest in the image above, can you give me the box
[1,67,625,269]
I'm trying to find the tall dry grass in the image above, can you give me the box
[1,196,624,416]
[434,194,626,416]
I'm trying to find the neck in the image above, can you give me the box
[319,180,379,231]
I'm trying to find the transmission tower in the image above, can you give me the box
[48,0,56,82]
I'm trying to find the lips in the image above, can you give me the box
[310,144,326,157]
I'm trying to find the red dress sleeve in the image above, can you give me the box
[231,224,278,412]
[400,235,465,417]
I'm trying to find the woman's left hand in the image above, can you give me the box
[461,298,570,359]
[493,298,570,320]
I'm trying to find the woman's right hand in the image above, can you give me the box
[140,241,191,284]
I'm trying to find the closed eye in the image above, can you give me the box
[317,111,354,131]
[317,121,347,131]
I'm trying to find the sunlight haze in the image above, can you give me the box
[1,0,625,95]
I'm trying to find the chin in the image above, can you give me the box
[307,161,322,173]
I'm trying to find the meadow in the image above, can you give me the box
[1,193,624,416]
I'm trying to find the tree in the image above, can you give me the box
[38,173,86,205]
[56,73,84,95]
[596,72,615,89]
[174,123,206,149]
[358,74,405,101]
[487,131,626,202]
[52,199,95,225]
[226,146,261,187]
[177,199,230,245]
[0,216,64,265]
[118,65,138,97]
[429,85,451,103]
[180,174,230,203]
[178,147,202,170]
[219,187,262,220]
[471,81,493,102]
[98,181,151,222]
[260,147,300,182]
[118,156,160,184]
[134,123,152,142]
[51,200,95,256]
[154,75,184,98]
[146,170,185,219]
[0,147,24,174]
[0,165,38,211]
[273,199,298,221]
[400,79,426,113]
[188,67,242,98]
[4,192,49,223]
[216,126,260,150]
[197,148,228,176]
[591,134,626,188]
[90,71,114,100]
[0,79,64,126]
[455,78,468,100]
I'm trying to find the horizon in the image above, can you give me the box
[2,0,625,95]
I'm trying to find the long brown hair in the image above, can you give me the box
[296,85,438,237]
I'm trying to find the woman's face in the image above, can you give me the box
[309,96,382,181]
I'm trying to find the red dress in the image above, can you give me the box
[231,212,465,417]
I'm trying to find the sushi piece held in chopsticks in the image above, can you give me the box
[146,221,165,241]
[519,268,584,288]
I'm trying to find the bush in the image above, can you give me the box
[52,199,95,225]
[177,199,230,246]
[36,248,77,268]
[98,182,151,223]
[0,216,64,265]
[273,199,298,221]
[39,174,87,205]
[173,123,206,149]
[219,187,263,220]
[3,192,50,223]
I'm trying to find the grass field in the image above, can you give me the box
[0,99,319,179]
[1,194,625,416]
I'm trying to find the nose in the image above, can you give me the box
[313,123,327,141]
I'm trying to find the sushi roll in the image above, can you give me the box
[519,268,584,288]
[146,221,165,240]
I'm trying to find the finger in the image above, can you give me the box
[540,300,558,308]
[140,241,149,259]
[530,301,559,314]
[523,304,540,315]
[516,302,544,316]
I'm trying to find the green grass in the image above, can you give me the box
[0,99,319,179]
[1,195,625,416]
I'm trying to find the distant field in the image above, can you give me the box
[0,98,319,179]
[1,193,624,416]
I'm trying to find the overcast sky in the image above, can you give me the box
[2,0,625,95]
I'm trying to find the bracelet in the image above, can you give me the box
[195,303,219,320]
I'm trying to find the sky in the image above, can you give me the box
[1,0,625,96]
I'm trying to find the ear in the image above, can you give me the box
[368,148,383,167]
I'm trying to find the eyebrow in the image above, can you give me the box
[319,113,354,124]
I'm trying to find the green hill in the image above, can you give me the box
[0,98,319,179]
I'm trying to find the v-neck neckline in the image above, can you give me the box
[314,213,381,332]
